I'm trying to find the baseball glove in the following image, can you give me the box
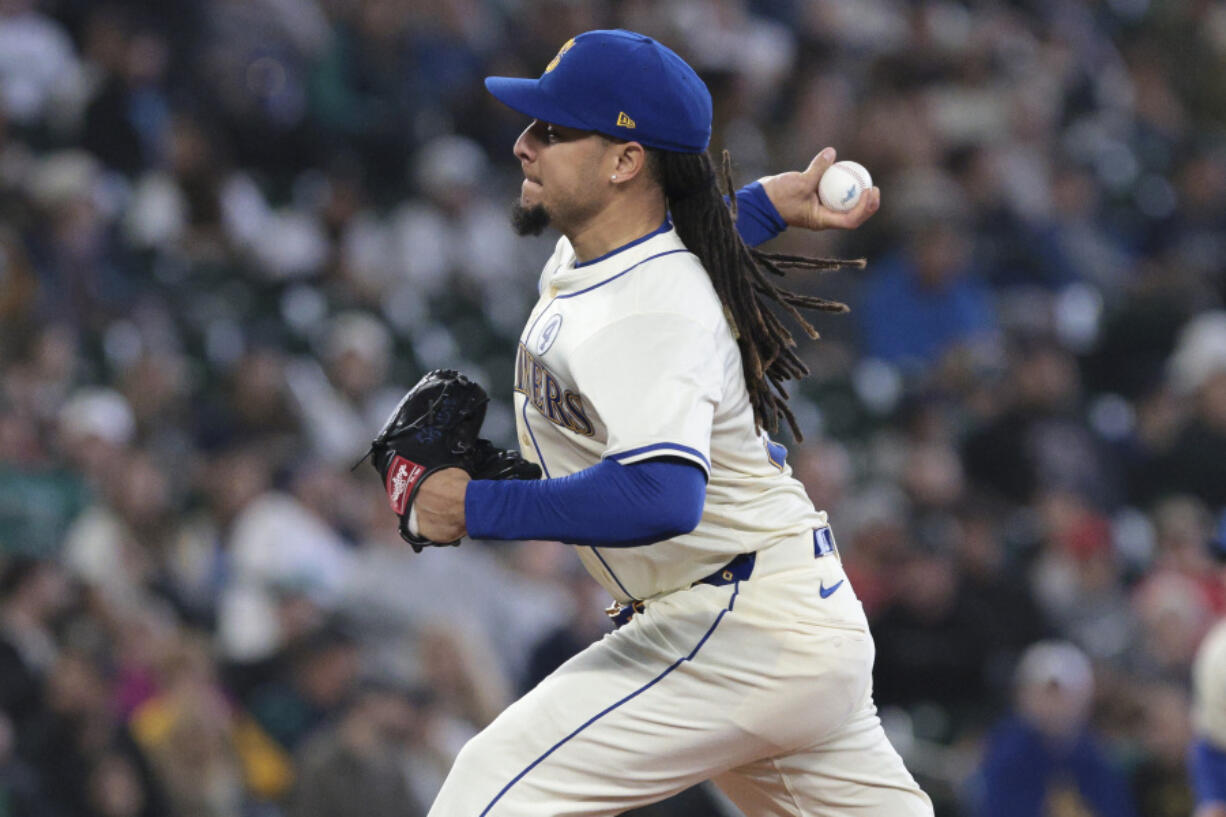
[366,369,541,552]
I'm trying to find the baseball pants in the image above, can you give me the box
[428,531,934,816]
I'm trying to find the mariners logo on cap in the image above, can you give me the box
[544,37,575,73]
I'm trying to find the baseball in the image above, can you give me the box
[818,160,873,212]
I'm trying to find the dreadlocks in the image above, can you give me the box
[652,148,864,440]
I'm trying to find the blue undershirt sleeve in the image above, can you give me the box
[731,181,787,247]
[1192,739,1226,806]
[464,458,706,547]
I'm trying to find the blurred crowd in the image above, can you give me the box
[3,0,1226,815]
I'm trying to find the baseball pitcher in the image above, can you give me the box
[368,29,932,817]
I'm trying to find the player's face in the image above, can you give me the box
[512,119,612,234]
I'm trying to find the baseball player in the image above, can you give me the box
[396,29,932,816]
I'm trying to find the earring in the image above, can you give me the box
[610,175,617,181]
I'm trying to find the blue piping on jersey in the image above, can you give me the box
[572,217,672,268]
[516,398,638,602]
[522,284,559,345]
[587,545,638,602]
[520,399,552,479]
[478,586,738,816]
[557,249,689,299]
[607,442,711,473]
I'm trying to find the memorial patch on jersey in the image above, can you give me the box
[385,455,425,515]
[514,343,595,436]
[765,439,788,471]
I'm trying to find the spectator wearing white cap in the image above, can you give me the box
[0,0,83,127]
[285,310,402,468]
[972,640,1137,817]
[57,387,135,487]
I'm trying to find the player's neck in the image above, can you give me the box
[566,194,667,265]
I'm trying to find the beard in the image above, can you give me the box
[511,201,550,236]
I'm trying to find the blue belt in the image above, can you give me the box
[696,550,756,588]
[608,528,838,625]
[697,526,838,587]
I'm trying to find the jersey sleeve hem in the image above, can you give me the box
[605,443,711,475]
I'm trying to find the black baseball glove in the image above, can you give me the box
[365,369,541,552]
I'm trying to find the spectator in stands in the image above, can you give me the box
[0,557,68,740]
[857,217,996,370]
[963,340,1116,508]
[287,678,427,817]
[1154,312,1226,508]
[871,536,994,739]
[1130,682,1194,817]
[973,641,1138,817]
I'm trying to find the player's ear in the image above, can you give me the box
[609,141,647,184]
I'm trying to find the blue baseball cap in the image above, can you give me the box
[485,30,712,154]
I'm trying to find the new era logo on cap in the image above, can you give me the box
[616,111,636,129]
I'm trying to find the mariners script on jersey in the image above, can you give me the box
[512,221,828,602]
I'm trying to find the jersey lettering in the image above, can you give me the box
[563,391,595,436]
[544,374,566,424]
[514,343,595,437]
[530,361,545,413]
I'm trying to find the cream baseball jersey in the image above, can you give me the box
[512,221,827,602]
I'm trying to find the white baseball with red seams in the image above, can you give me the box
[818,160,873,212]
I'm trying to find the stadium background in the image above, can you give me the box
[2,0,1226,814]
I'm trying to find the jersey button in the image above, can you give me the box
[546,286,558,298]
[520,433,531,447]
